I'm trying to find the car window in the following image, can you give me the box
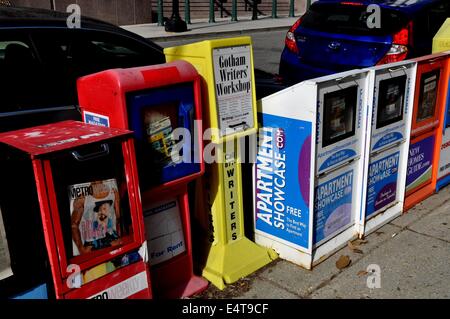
[31,29,165,106]
[0,36,48,113]
[301,3,409,36]
[68,30,165,78]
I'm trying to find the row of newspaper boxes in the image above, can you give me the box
[1,36,450,299]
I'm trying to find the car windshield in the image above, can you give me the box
[300,3,409,36]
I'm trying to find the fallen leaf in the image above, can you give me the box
[357,270,368,277]
[352,239,368,246]
[336,255,351,269]
[348,241,364,254]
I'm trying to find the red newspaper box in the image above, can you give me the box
[0,121,152,299]
[77,61,208,298]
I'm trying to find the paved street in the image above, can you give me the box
[155,30,287,75]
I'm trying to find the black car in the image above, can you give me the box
[0,6,167,133]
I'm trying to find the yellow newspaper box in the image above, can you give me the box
[433,18,450,53]
[165,37,276,289]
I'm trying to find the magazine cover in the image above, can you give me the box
[143,106,180,168]
[69,179,121,257]
[0,206,13,280]
[418,71,440,122]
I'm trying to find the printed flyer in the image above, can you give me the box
[255,113,312,250]
[69,179,121,257]
[406,135,435,193]
[314,170,354,244]
[366,151,400,218]
[0,207,12,280]
[144,199,185,266]
[213,45,254,136]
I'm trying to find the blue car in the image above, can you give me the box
[279,0,450,84]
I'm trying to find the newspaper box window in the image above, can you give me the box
[323,86,357,147]
[126,82,200,189]
[51,146,133,264]
[0,121,152,299]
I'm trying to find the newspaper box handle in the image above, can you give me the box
[71,143,110,162]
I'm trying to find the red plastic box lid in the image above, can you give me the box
[0,120,132,157]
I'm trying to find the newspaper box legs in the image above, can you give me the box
[77,61,208,298]
[165,37,277,289]
[0,121,152,299]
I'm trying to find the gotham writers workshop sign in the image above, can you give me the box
[213,45,254,137]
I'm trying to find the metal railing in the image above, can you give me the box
[159,0,310,26]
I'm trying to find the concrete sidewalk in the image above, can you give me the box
[194,186,450,299]
[121,15,298,41]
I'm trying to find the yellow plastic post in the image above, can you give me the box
[165,37,277,289]
[433,18,450,53]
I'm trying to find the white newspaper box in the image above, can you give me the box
[254,69,371,269]
[361,61,417,235]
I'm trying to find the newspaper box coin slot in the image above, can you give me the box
[0,121,152,299]
[77,61,208,298]
[405,53,450,210]
[164,37,277,289]
[362,61,416,234]
[254,69,371,269]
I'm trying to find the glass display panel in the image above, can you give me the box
[417,69,440,123]
[376,75,406,129]
[323,86,358,147]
